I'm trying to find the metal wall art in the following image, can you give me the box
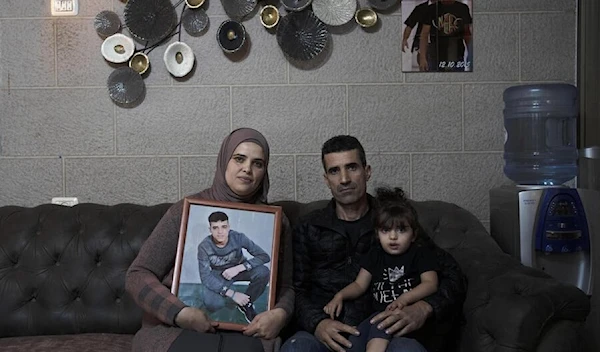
[311,0,356,27]
[259,5,280,29]
[281,0,312,12]
[276,11,329,61]
[101,33,135,63]
[94,10,122,38]
[107,67,146,105]
[181,7,210,36]
[217,20,247,53]
[164,41,195,77]
[98,0,471,105]
[355,8,378,28]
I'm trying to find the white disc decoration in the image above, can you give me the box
[312,0,356,26]
[163,41,195,77]
[101,33,135,63]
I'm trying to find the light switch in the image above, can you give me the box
[51,0,79,16]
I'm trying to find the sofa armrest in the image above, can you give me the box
[455,248,590,352]
[536,319,585,352]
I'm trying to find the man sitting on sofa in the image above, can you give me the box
[281,135,468,352]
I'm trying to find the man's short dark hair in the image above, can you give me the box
[208,211,229,223]
[321,135,367,171]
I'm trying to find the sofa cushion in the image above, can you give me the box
[0,333,132,352]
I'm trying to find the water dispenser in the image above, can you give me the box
[490,84,596,294]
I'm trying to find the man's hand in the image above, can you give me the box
[222,265,244,280]
[314,319,359,352]
[323,294,344,319]
[231,291,250,306]
[175,307,219,333]
[370,301,432,337]
[242,308,287,340]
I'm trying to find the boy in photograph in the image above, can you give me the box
[418,0,473,72]
[402,0,437,71]
[197,211,271,323]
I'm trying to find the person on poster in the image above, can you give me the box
[402,0,437,72]
[323,187,439,352]
[197,211,271,323]
[418,0,473,72]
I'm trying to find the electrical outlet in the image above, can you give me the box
[52,197,79,206]
[51,0,79,16]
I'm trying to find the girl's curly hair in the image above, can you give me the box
[373,187,419,236]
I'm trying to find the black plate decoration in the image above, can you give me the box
[276,11,329,61]
[107,67,146,105]
[182,8,210,36]
[367,0,398,11]
[217,20,247,53]
[94,10,121,38]
[220,0,257,19]
[124,0,177,43]
[281,0,312,12]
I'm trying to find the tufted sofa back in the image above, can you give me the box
[0,203,171,337]
[0,200,488,339]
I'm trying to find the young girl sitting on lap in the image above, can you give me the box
[323,187,438,352]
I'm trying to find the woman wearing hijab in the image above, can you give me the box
[126,128,294,352]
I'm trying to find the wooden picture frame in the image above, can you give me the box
[171,198,282,331]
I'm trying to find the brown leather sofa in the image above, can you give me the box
[0,200,591,352]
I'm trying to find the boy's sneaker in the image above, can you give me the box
[237,301,257,323]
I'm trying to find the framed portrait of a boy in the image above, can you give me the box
[171,198,282,331]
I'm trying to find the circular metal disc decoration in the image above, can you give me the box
[312,0,356,26]
[220,0,257,18]
[367,0,398,11]
[276,11,329,61]
[107,67,145,105]
[129,52,150,74]
[124,0,177,43]
[217,20,247,53]
[355,8,378,28]
[185,0,205,8]
[182,8,210,36]
[281,0,312,12]
[260,5,280,29]
[163,41,195,77]
[101,33,135,63]
[94,10,121,38]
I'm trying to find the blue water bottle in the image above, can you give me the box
[503,84,579,185]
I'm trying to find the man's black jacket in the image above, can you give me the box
[292,196,467,350]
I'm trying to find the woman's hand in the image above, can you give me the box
[242,307,287,340]
[175,307,219,333]
[323,295,343,319]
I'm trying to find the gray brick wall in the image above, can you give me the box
[0,0,577,228]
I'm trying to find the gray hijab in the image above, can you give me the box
[198,128,270,204]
